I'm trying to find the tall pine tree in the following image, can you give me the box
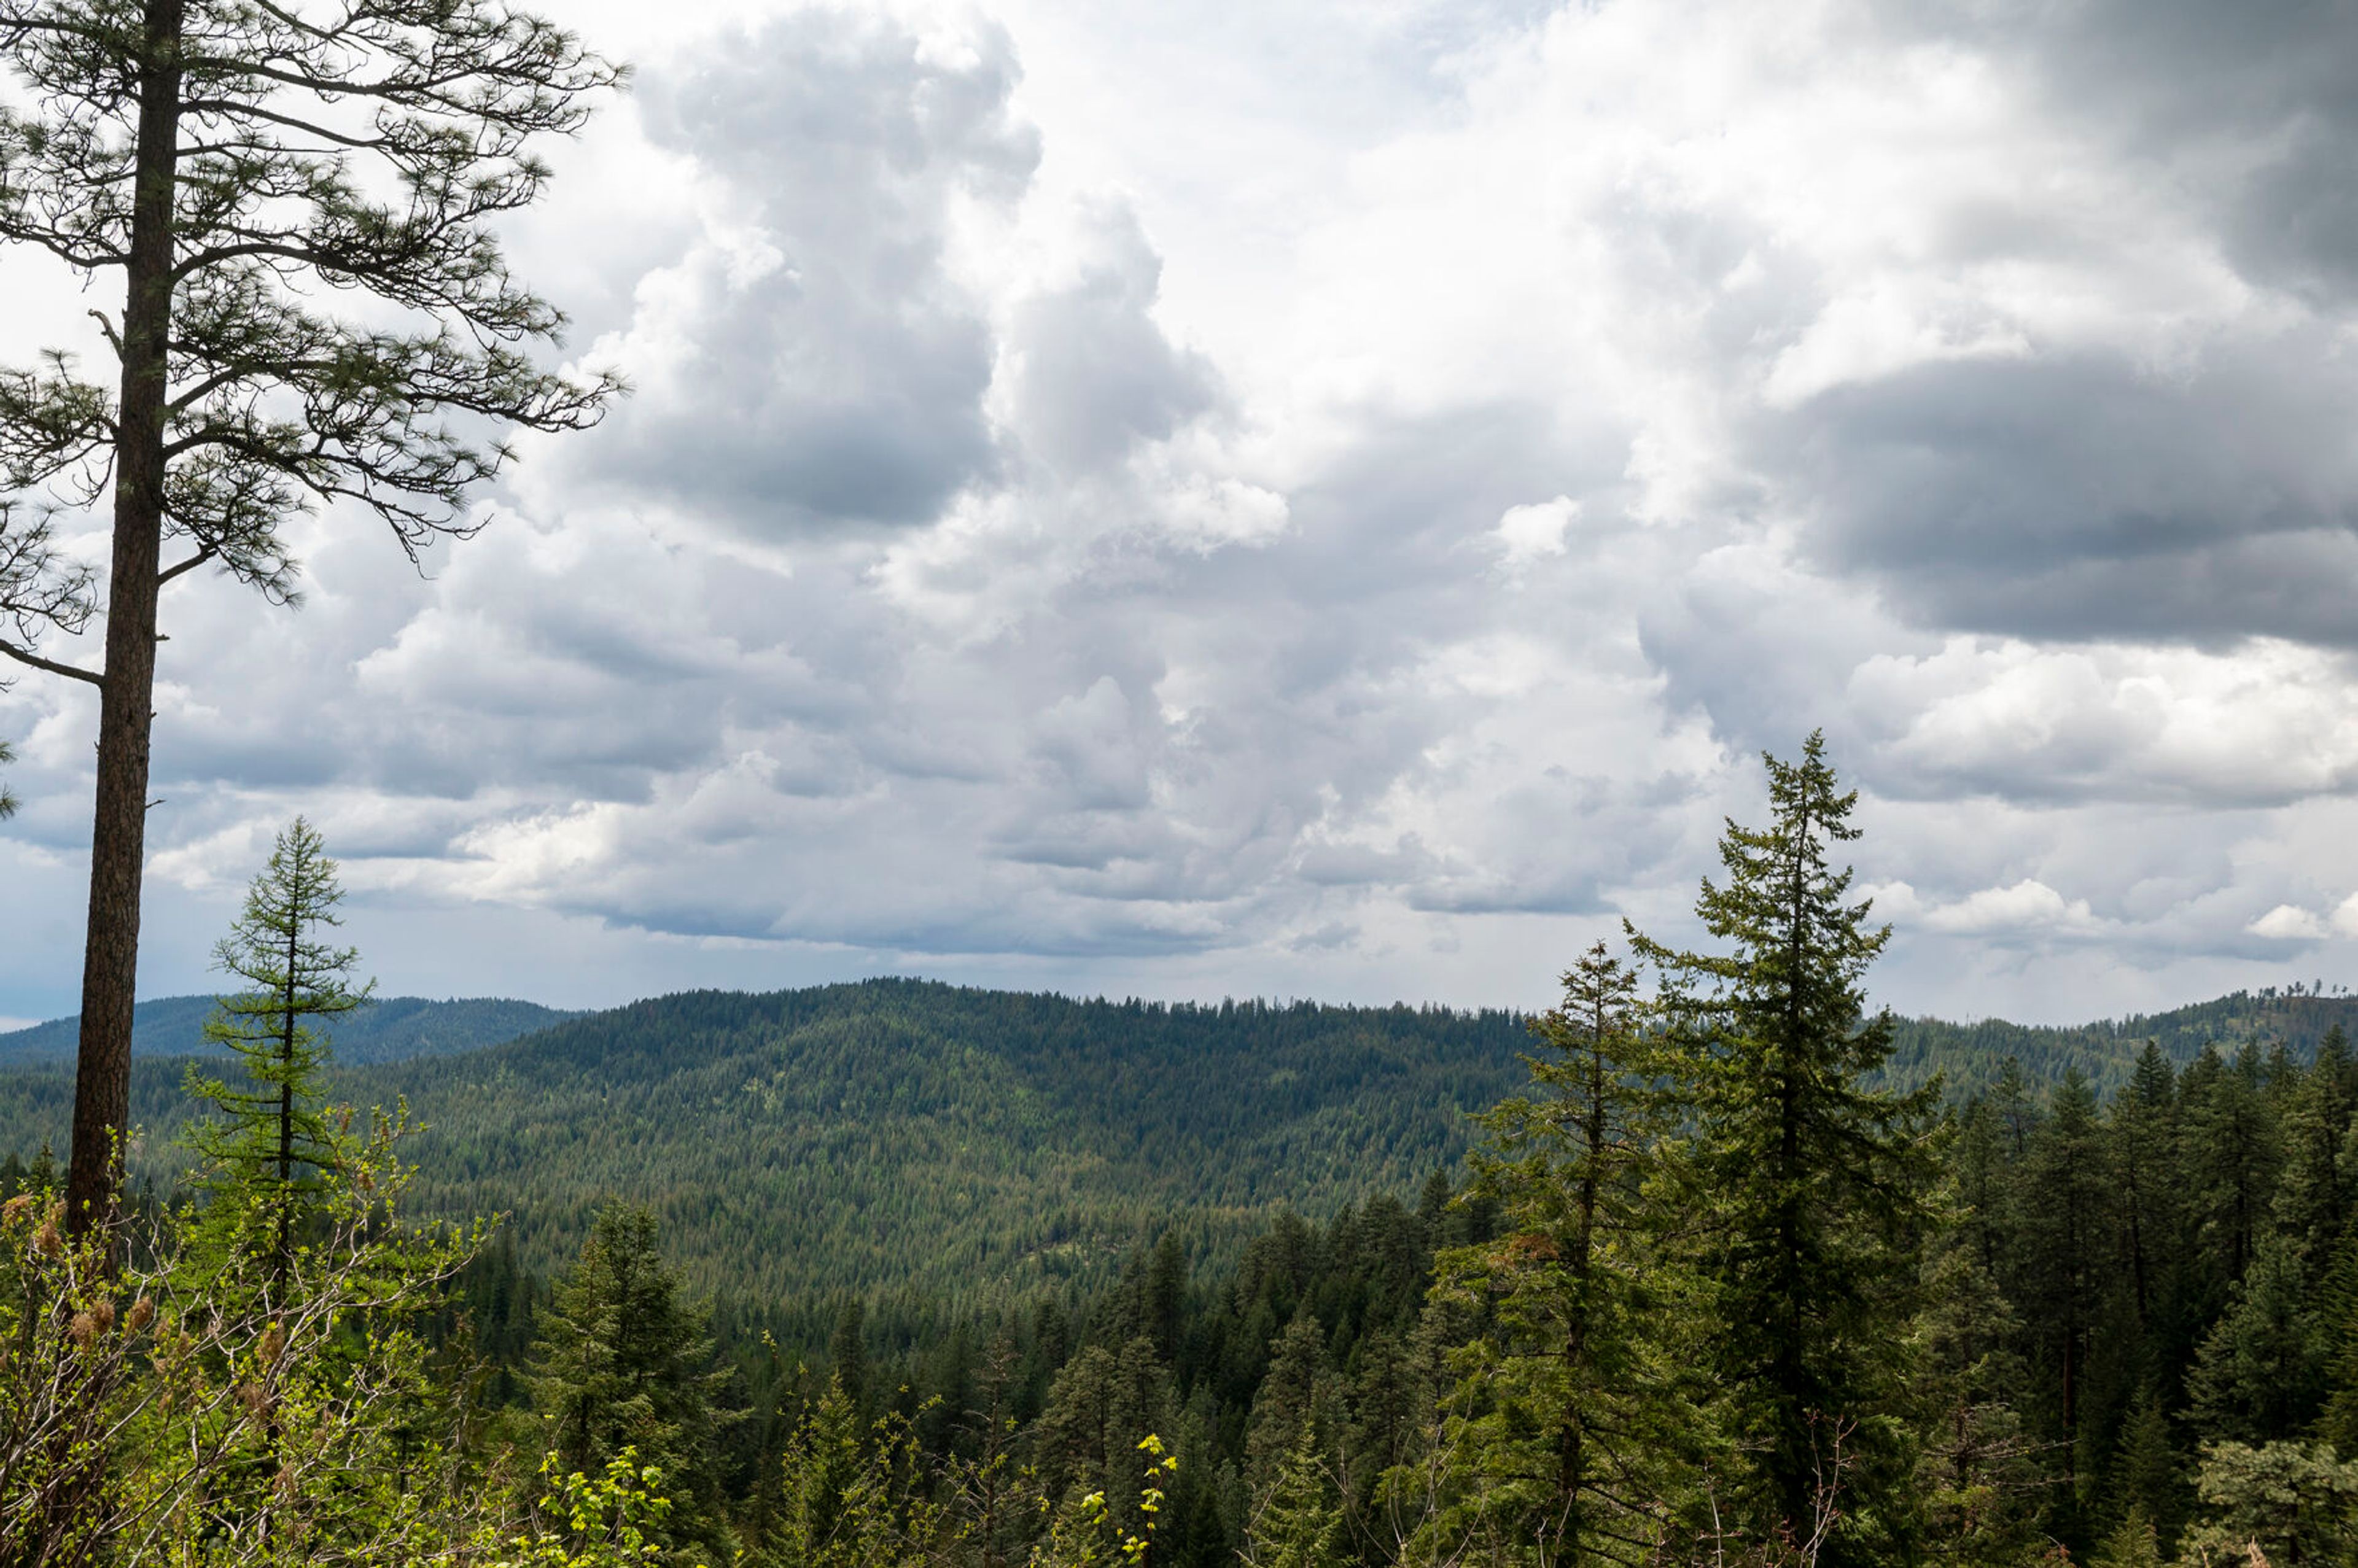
[1631,732,1938,1560]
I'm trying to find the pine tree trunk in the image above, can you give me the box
[66,0,182,1237]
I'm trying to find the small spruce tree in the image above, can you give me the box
[1247,1430,1347,1568]
[2088,1507,2163,1568]
[183,816,373,1305]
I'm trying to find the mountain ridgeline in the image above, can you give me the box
[0,978,2349,1305]
[0,992,577,1066]
[1883,982,2358,1098]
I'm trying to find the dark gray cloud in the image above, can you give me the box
[1778,346,2358,648]
[1923,0,2358,303]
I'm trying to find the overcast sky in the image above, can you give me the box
[5,0,2358,1029]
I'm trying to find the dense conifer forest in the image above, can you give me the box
[3,981,2351,1303]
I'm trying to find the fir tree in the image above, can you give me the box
[829,1300,868,1414]
[1988,1057,2041,1164]
[2108,1042,2179,1332]
[1146,1231,1189,1364]
[1913,1211,2042,1566]
[2315,1219,2358,1453]
[2184,1043,2282,1298]
[767,1376,941,1568]
[1631,732,1939,1559]
[2109,1389,2184,1548]
[182,816,372,1305]
[1247,1311,1336,1499]
[2019,1068,2111,1464]
[2274,1039,2356,1268]
[2187,1232,2325,1445]
[2088,1507,2163,1568]
[1421,940,1693,1566]
[1247,1429,1348,1568]
[526,1202,739,1553]
[1035,1337,1177,1545]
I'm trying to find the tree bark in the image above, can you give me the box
[65,0,182,1236]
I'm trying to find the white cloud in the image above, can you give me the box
[1494,497,1579,567]
[2252,904,2329,942]
[1921,880,2105,940]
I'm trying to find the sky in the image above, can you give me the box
[6,0,2358,1029]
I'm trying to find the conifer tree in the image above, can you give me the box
[2184,1044,2282,1297]
[1421,940,1692,1566]
[2185,1232,2324,1444]
[1247,1312,1336,1499]
[1145,1231,1188,1363]
[526,1202,739,1552]
[2087,1507,2163,1568]
[2108,1043,2179,1332]
[768,1375,942,1568]
[2109,1389,2184,1547]
[1035,1336,1177,1546]
[1247,1429,1347,1568]
[1948,1098,2012,1286]
[1630,732,1939,1559]
[2274,1037,2356,1267]
[2313,1221,2358,1449]
[182,815,372,1305]
[2019,1068,2110,1462]
[1987,1057,2041,1163]
[1913,1193,2042,1565]
[0,735,16,819]
[829,1300,868,1413]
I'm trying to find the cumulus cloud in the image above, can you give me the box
[585,9,1040,531]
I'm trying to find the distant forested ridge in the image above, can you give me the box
[0,978,1530,1299]
[1,977,2351,1302]
[1885,982,2358,1098]
[0,992,575,1066]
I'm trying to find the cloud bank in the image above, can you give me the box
[6,0,2358,1025]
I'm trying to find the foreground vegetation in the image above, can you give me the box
[10,743,2358,1566]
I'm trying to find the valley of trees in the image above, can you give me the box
[9,740,2358,1564]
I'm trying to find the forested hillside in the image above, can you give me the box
[3,975,2351,1307]
[0,992,574,1066]
[1884,984,2358,1098]
[0,979,1530,1299]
